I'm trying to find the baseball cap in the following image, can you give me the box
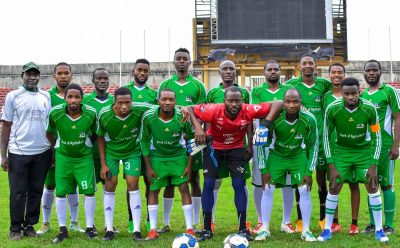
[22,62,40,73]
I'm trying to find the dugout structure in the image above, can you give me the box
[193,0,347,89]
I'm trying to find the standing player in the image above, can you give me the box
[38,62,84,236]
[206,60,252,232]
[251,61,295,234]
[140,89,195,240]
[255,88,318,242]
[317,77,388,243]
[124,58,157,232]
[157,48,207,232]
[322,63,360,234]
[47,84,98,243]
[286,54,331,231]
[361,60,400,235]
[97,87,153,241]
[184,86,283,241]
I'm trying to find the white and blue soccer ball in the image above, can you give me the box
[172,233,199,248]
[223,234,249,248]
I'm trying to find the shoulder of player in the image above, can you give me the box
[159,77,174,88]
[49,104,65,119]
[285,77,301,85]
[141,107,158,120]
[325,99,342,113]
[82,104,97,117]
[316,77,331,84]
[98,105,112,117]
[361,98,377,110]
[299,109,317,124]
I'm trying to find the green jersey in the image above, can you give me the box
[251,82,294,103]
[97,103,154,159]
[323,98,381,165]
[140,107,193,160]
[207,83,250,103]
[361,83,400,148]
[124,82,158,104]
[82,91,114,114]
[48,86,65,107]
[47,103,97,158]
[322,90,342,111]
[159,74,207,106]
[268,109,318,175]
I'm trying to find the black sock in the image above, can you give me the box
[295,188,302,220]
[238,211,247,231]
[333,218,339,224]
[127,190,132,221]
[318,187,327,221]
[352,219,358,225]
[203,212,212,231]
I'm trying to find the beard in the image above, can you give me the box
[365,75,380,86]
[134,75,147,85]
[268,77,279,84]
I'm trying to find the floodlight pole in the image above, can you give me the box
[388,26,394,82]
[119,30,122,87]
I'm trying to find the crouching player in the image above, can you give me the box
[255,88,318,242]
[140,89,195,240]
[97,87,153,241]
[317,78,388,243]
[46,84,98,243]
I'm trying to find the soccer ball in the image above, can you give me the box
[223,234,249,248]
[171,233,199,248]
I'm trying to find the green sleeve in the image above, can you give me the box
[184,120,194,140]
[389,87,400,113]
[206,89,214,103]
[96,117,105,136]
[197,83,207,104]
[251,88,260,104]
[243,88,250,104]
[369,107,382,165]
[140,115,152,157]
[305,115,318,176]
[47,113,56,134]
[323,108,335,164]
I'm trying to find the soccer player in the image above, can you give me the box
[47,84,98,243]
[38,62,84,236]
[157,48,207,232]
[124,58,157,232]
[322,63,360,234]
[1,62,52,240]
[140,89,195,240]
[251,60,295,234]
[97,87,153,241]
[184,86,283,241]
[286,53,331,231]
[206,60,252,232]
[255,88,318,242]
[317,77,388,243]
[361,60,400,235]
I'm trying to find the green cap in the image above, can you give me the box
[22,62,40,73]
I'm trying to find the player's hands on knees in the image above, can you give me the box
[390,144,399,160]
[366,165,378,190]
[182,165,192,183]
[302,175,313,191]
[253,125,268,146]
[146,167,158,185]
[328,164,341,189]
[244,145,253,161]
[1,157,9,171]
[261,173,271,189]
[100,164,109,180]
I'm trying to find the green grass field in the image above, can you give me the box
[0,161,399,247]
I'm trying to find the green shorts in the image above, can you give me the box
[377,146,395,186]
[93,157,102,184]
[191,153,203,172]
[107,156,141,177]
[45,167,56,187]
[316,147,327,171]
[150,157,188,191]
[261,152,307,188]
[55,153,96,197]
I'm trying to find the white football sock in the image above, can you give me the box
[245,185,249,211]
[298,185,312,233]
[148,205,159,230]
[103,191,115,231]
[261,185,275,230]
[192,197,201,225]
[56,197,67,227]
[67,193,79,222]
[163,198,174,226]
[183,204,194,229]
[84,196,96,228]
[324,193,338,231]
[253,186,263,223]
[42,188,54,223]
[369,191,383,231]
[281,186,294,224]
[129,190,142,232]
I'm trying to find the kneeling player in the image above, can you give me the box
[317,78,388,243]
[141,89,195,240]
[255,88,317,242]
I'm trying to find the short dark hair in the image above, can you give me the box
[158,88,176,99]
[92,68,108,79]
[64,83,83,98]
[54,62,72,74]
[134,58,150,67]
[364,59,381,71]
[114,87,132,101]
[283,88,302,100]
[224,86,242,98]
[174,48,190,56]
[341,77,359,88]
[300,53,316,63]
[264,60,280,70]
[328,63,346,73]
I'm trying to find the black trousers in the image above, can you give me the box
[8,149,52,232]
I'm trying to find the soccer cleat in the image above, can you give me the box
[363,224,376,234]
[85,227,97,239]
[132,231,143,241]
[318,219,326,231]
[255,227,270,241]
[245,221,253,235]
[186,229,195,237]
[9,231,22,241]
[349,224,359,235]
[238,229,254,241]
[92,225,98,235]
[69,222,85,233]
[375,229,389,243]
[52,227,68,244]
[128,221,134,234]
[104,226,120,234]
[331,223,342,233]
[383,225,394,235]
[36,223,50,236]
[146,229,158,240]
[317,229,332,242]
[211,222,216,233]
[198,229,213,242]
[301,230,317,242]
[23,225,36,237]
[102,231,115,241]
[295,219,303,233]
[253,222,263,234]
[156,225,171,233]
[281,223,295,233]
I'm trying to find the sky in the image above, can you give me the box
[0,0,399,65]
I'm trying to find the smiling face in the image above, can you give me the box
[22,69,40,90]
[300,56,315,78]
[329,65,345,88]
[133,62,149,85]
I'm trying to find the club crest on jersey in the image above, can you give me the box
[315,96,321,102]
[79,132,86,138]
[185,96,193,103]
[172,131,181,137]
[356,123,365,129]
[295,133,303,139]
[348,117,354,122]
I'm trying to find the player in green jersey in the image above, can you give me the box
[322,63,361,235]
[286,53,331,231]
[255,88,318,242]
[157,48,206,232]
[361,60,400,235]
[38,62,84,236]
[317,77,388,243]
[206,60,253,232]
[141,89,195,240]
[47,84,98,243]
[97,87,153,241]
[251,61,296,234]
